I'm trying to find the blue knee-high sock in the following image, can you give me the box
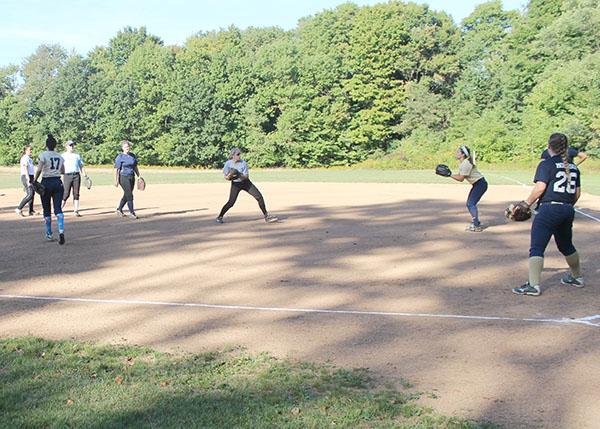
[56,213,64,233]
[44,216,52,235]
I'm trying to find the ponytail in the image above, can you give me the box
[460,145,475,166]
[548,133,570,176]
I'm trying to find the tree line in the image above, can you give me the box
[0,0,599,168]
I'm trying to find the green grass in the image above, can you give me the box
[0,337,497,428]
[2,166,599,195]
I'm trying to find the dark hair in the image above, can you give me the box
[46,133,58,151]
[21,145,32,156]
[460,145,474,166]
[548,133,569,176]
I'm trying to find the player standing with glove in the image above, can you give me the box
[33,134,66,245]
[61,140,89,217]
[436,146,488,232]
[15,145,37,217]
[216,148,277,224]
[512,133,583,296]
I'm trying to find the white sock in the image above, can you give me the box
[74,200,80,213]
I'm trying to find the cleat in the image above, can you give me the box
[116,209,125,217]
[74,211,82,217]
[512,282,541,296]
[127,213,138,220]
[15,208,24,217]
[215,216,224,224]
[264,214,278,223]
[45,233,54,242]
[561,273,584,288]
[58,233,65,245]
[465,223,483,232]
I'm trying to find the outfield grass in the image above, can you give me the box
[0,337,496,428]
[1,167,599,195]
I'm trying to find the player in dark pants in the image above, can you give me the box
[15,145,37,216]
[513,133,583,296]
[33,134,66,244]
[216,148,277,223]
[114,140,141,219]
[447,145,488,232]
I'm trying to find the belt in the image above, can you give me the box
[65,172,80,175]
[540,201,572,206]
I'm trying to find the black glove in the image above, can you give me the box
[435,164,452,177]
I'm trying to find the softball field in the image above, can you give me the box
[1,180,599,428]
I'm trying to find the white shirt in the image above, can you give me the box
[20,154,34,176]
[62,152,84,174]
[223,159,249,182]
[38,151,64,178]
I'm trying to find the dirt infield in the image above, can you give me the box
[1,182,599,428]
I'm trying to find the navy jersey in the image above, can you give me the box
[541,147,578,162]
[114,153,138,176]
[534,155,581,205]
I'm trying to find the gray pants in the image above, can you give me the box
[17,174,35,213]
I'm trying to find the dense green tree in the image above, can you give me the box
[0,1,598,167]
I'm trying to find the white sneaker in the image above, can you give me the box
[15,208,23,217]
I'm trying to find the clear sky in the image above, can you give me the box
[1,0,525,67]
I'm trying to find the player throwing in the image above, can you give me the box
[512,133,583,296]
[33,134,66,244]
[216,148,277,224]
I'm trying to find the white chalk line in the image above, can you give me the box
[1,294,599,328]
[492,174,600,223]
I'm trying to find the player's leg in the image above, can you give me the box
[72,173,81,216]
[28,174,36,215]
[466,178,487,229]
[40,179,53,240]
[553,206,582,287]
[16,175,33,216]
[62,174,73,209]
[513,205,554,296]
[53,179,65,245]
[122,176,136,218]
[245,181,277,222]
[217,182,242,222]
[116,175,129,215]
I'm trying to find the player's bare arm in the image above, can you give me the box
[525,181,547,206]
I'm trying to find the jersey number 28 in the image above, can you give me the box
[553,171,577,194]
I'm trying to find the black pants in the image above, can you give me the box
[118,175,135,212]
[219,180,267,218]
[63,173,81,201]
[40,177,64,217]
[17,174,35,212]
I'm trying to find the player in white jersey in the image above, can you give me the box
[15,145,37,216]
[61,140,88,217]
[33,134,66,245]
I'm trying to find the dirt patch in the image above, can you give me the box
[1,182,599,428]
